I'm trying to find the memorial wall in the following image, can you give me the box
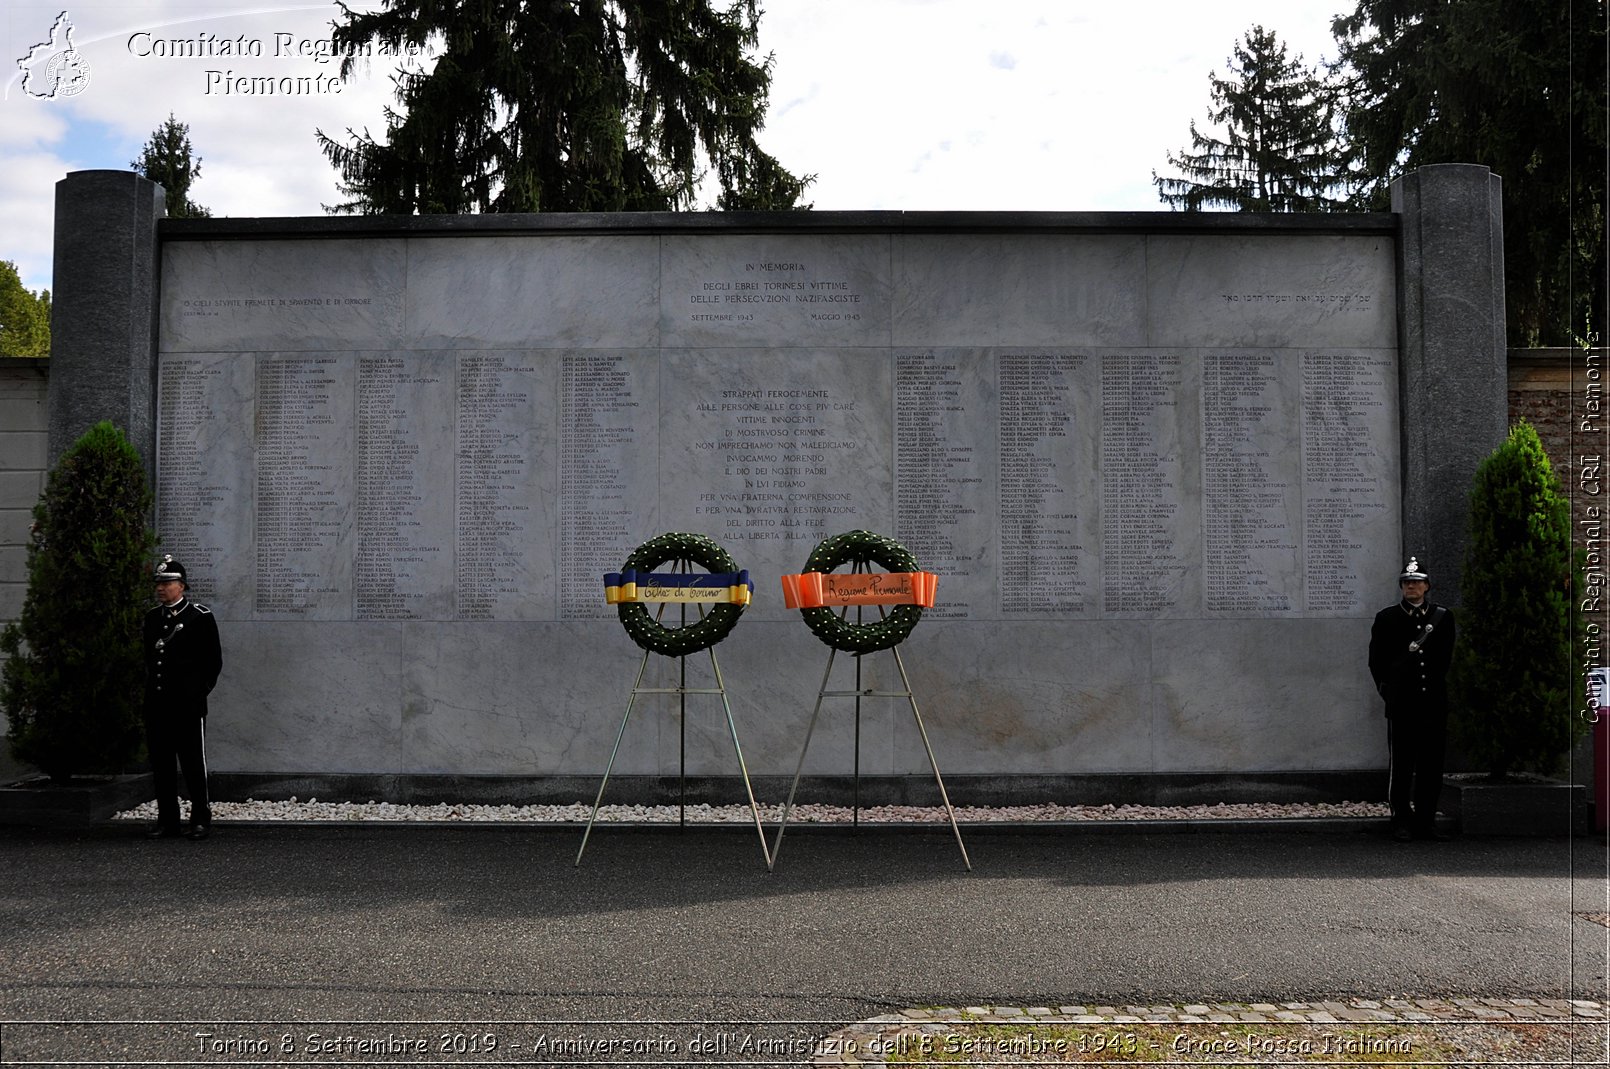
[152,222,1400,783]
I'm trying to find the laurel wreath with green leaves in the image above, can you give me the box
[616,532,746,657]
[798,529,925,654]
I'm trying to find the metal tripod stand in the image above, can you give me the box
[576,573,771,868]
[770,586,970,872]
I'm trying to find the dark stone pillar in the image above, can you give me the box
[46,170,164,480]
[1391,164,1509,608]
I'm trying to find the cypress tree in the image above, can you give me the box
[1,422,154,781]
[1451,421,1582,779]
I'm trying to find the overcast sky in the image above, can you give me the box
[1,0,1350,295]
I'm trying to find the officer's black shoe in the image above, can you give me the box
[186,824,211,841]
[1391,825,1414,843]
[144,825,182,840]
[1415,826,1451,842]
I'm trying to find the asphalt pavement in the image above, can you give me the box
[0,822,1606,1063]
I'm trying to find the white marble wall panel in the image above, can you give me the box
[559,350,660,618]
[161,350,566,624]
[1300,351,1400,616]
[1099,350,1196,616]
[155,223,1406,782]
[354,352,457,620]
[1198,349,1305,616]
[660,234,892,348]
[155,352,255,608]
[404,236,659,349]
[892,234,1148,347]
[455,351,560,620]
[895,620,1157,775]
[1146,235,1396,349]
[160,240,406,352]
[1149,619,1384,770]
[894,348,997,621]
[646,649,774,778]
[691,620,894,778]
[206,623,405,772]
[992,349,1101,619]
[656,348,893,613]
[202,617,1387,775]
[397,622,622,774]
[252,353,356,620]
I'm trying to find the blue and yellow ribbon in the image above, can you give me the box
[605,569,752,606]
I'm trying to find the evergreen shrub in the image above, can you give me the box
[1451,420,1582,779]
[1,422,154,781]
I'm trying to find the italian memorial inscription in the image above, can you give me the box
[559,352,650,620]
[1101,352,1187,615]
[659,348,885,599]
[996,351,1091,617]
[155,357,225,603]
[1201,351,1298,615]
[254,356,347,617]
[159,344,1394,624]
[895,350,985,620]
[455,354,550,621]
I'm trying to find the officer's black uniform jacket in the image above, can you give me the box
[1368,598,1455,718]
[142,597,223,716]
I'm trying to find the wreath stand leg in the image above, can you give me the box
[769,647,840,871]
[770,639,972,873]
[576,646,653,866]
[705,641,773,869]
[578,596,771,869]
[888,642,971,871]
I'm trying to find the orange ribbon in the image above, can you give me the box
[780,571,938,610]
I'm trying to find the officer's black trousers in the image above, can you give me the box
[1387,709,1446,828]
[145,710,210,828]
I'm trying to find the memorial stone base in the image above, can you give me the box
[206,770,1390,809]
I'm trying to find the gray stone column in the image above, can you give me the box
[46,170,164,479]
[1391,163,1509,608]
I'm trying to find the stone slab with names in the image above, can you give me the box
[150,220,1406,781]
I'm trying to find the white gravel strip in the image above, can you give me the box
[113,798,1390,824]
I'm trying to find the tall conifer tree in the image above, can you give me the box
[1331,0,1607,345]
[317,0,810,214]
[1154,26,1354,212]
[131,114,212,219]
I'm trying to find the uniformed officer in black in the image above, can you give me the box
[143,556,223,840]
[1368,557,1456,841]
